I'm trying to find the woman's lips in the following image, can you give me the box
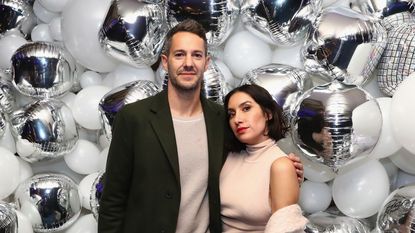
[237,127,248,133]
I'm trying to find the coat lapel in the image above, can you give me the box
[149,91,181,186]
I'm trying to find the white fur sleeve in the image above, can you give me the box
[264,204,308,233]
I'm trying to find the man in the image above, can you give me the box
[98,19,303,233]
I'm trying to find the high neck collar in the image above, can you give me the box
[245,138,276,161]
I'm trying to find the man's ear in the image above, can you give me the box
[204,55,211,71]
[161,54,168,71]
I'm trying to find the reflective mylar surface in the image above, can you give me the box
[0,112,6,137]
[0,202,17,233]
[99,0,167,67]
[11,42,76,98]
[291,80,382,171]
[90,172,104,220]
[99,80,159,141]
[0,0,36,37]
[377,21,415,96]
[377,185,415,232]
[241,0,322,46]
[0,78,16,114]
[10,99,78,163]
[242,63,313,120]
[165,0,240,47]
[302,7,387,86]
[14,173,81,232]
[306,211,371,233]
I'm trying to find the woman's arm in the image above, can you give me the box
[270,157,299,212]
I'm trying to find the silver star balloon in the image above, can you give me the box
[99,80,159,141]
[0,202,17,233]
[302,7,387,86]
[0,112,6,137]
[14,173,81,232]
[242,63,313,121]
[11,42,76,99]
[377,185,415,233]
[0,0,36,38]
[0,77,16,114]
[10,98,79,163]
[377,21,415,96]
[291,80,382,172]
[165,0,240,48]
[241,0,322,46]
[350,0,415,31]
[99,0,167,67]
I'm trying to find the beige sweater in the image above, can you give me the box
[220,139,307,232]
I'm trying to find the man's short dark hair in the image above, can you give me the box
[163,19,208,55]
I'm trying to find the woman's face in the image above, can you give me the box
[227,91,270,145]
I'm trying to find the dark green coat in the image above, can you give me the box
[98,90,225,233]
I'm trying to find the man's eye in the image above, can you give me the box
[175,53,184,57]
[193,53,203,59]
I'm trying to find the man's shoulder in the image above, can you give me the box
[120,91,164,115]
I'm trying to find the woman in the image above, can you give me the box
[220,84,308,233]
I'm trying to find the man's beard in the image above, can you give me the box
[169,74,203,92]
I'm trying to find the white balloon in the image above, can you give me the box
[16,210,34,233]
[64,139,102,175]
[272,43,304,69]
[17,157,33,183]
[215,59,239,89]
[111,64,155,88]
[0,35,27,70]
[379,158,399,190]
[78,172,100,210]
[99,146,109,171]
[64,214,97,233]
[389,147,415,175]
[362,71,387,98]
[391,74,415,154]
[299,180,332,214]
[48,17,63,41]
[332,157,389,218]
[223,30,272,78]
[62,0,118,72]
[31,23,53,42]
[80,71,103,88]
[59,91,77,110]
[0,147,20,199]
[33,0,59,23]
[72,85,111,130]
[368,98,400,159]
[38,0,72,12]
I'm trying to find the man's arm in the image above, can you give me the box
[287,153,304,184]
[98,111,134,233]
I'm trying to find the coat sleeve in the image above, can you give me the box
[264,204,308,233]
[98,110,134,233]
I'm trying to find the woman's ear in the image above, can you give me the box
[265,111,273,120]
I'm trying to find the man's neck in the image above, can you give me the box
[168,87,203,118]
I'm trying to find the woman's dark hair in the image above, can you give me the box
[224,84,289,153]
[162,19,208,56]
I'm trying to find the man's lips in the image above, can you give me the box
[236,127,248,133]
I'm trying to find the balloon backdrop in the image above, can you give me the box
[0,0,37,38]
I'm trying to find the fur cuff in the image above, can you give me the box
[264,204,308,233]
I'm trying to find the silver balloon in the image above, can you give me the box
[377,185,415,232]
[242,63,313,121]
[160,60,229,104]
[10,98,78,163]
[0,0,36,38]
[241,0,322,46]
[306,211,371,233]
[165,0,240,48]
[302,7,387,86]
[350,0,415,31]
[99,0,167,67]
[291,80,382,171]
[0,78,16,114]
[0,202,17,233]
[0,112,6,137]
[90,172,104,220]
[11,42,76,98]
[14,173,81,232]
[377,21,415,96]
[99,80,159,141]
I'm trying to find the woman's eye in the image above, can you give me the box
[227,111,235,118]
[242,106,251,112]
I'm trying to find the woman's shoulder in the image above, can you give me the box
[270,156,296,174]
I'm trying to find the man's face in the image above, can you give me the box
[162,32,210,92]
